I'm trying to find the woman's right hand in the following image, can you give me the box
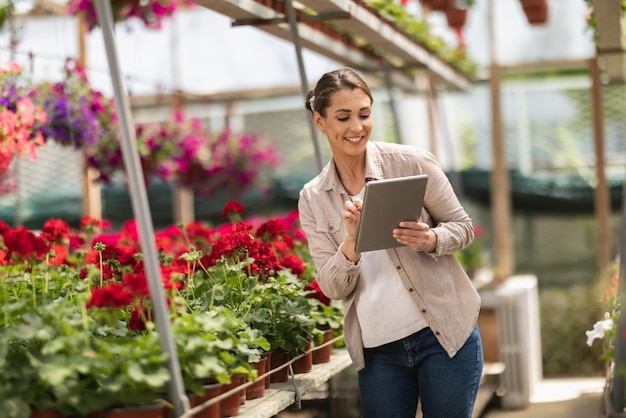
[343,196,362,237]
[342,198,363,236]
[340,198,363,261]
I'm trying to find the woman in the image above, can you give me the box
[297,67,483,418]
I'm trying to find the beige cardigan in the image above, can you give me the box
[298,141,481,371]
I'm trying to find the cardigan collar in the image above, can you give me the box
[318,142,386,194]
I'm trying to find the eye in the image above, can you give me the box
[337,116,349,122]
[360,113,371,119]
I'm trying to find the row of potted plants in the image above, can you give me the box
[0,202,344,417]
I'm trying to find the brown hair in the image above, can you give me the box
[305,67,374,118]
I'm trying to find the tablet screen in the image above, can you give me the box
[354,174,428,253]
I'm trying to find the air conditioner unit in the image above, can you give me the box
[495,274,543,409]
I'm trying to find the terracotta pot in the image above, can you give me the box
[520,0,548,25]
[420,0,451,11]
[89,403,170,418]
[312,328,334,364]
[188,382,222,418]
[519,0,544,7]
[292,338,313,374]
[269,349,291,383]
[246,357,267,400]
[30,409,66,418]
[220,375,245,417]
[445,6,467,29]
[261,352,272,389]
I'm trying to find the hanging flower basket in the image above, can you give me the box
[420,0,451,12]
[445,6,467,29]
[66,0,194,32]
[0,62,48,177]
[519,0,548,25]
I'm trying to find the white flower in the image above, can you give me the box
[585,312,614,346]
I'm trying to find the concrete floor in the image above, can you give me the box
[276,377,607,418]
[481,377,606,418]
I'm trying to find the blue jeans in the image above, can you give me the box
[358,324,483,418]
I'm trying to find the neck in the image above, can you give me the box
[335,156,366,196]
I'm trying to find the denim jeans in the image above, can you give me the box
[358,324,483,418]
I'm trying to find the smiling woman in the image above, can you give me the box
[298,67,482,418]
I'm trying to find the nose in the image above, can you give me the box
[349,116,363,132]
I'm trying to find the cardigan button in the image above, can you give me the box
[408,288,414,292]
[396,265,401,270]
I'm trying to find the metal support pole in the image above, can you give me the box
[92,2,189,416]
[283,0,324,172]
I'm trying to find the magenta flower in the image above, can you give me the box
[66,0,194,32]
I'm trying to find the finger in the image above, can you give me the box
[399,221,428,231]
[344,200,362,217]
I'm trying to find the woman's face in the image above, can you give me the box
[314,88,373,158]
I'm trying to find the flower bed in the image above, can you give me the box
[0,202,343,417]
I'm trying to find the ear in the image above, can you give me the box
[313,112,325,131]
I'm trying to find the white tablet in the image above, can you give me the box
[354,174,428,253]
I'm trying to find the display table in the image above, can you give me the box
[237,349,352,418]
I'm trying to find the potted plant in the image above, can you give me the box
[66,0,192,32]
[518,0,548,25]
[445,5,468,29]
[0,264,171,418]
[365,0,477,77]
[0,202,340,417]
[586,262,621,415]
[0,61,48,177]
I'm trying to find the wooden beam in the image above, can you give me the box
[592,0,623,53]
[426,75,438,156]
[592,0,625,84]
[171,92,195,225]
[77,16,103,221]
[489,0,514,283]
[589,57,612,270]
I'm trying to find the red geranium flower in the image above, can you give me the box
[48,244,69,266]
[80,216,109,233]
[256,219,285,241]
[222,200,245,219]
[87,282,134,309]
[123,270,150,297]
[279,254,305,277]
[2,226,50,262]
[40,218,70,244]
[305,280,331,307]
[129,304,153,331]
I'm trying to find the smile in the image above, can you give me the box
[345,136,363,143]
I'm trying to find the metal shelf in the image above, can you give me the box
[296,0,472,90]
[236,349,352,418]
[192,0,472,91]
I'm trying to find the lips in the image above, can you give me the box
[345,136,363,143]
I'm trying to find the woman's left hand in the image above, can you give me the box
[393,221,437,253]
